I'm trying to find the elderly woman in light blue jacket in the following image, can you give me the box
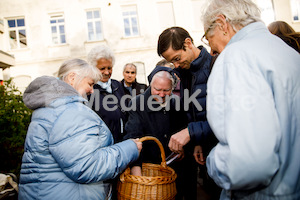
[18,58,142,200]
[201,0,300,199]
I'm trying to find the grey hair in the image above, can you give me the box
[150,71,175,90]
[202,0,262,35]
[123,63,137,73]
[58,58,102,84]
[87,45,115,68]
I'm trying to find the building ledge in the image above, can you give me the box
[0,50,15,69]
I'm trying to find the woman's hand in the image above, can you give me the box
[132,138,142,154]
[193,145,205,165]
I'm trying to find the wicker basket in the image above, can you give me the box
[117,136,177,200]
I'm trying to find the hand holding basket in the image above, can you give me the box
[117,136,177,200]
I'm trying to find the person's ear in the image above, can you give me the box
[66,72,77,86]
[184,38,193,49]
[216,14,229,33]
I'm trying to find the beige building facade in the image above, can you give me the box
[0,0,299,92]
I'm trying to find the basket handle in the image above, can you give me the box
[139,136,167,168]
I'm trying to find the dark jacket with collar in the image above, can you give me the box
[120,79,148,96]
[124,87,188,165]
[175,46,218,155]
[88,79,127,143]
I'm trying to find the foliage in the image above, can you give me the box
[0,79,32,178]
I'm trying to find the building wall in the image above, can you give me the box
[0,0,299,92]
[273,0,300,31]
[0,0,206,92]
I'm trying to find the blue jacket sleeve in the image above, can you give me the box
[188,120,213,145]
[48,103,139,183]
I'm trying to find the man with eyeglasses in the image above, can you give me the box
[157,26,221,199]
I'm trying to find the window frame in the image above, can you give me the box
[7,17,27,50]
[122,5,140,37]
[49,13,66,45]
[86,9,104,41]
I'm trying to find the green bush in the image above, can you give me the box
[0,79,32,178]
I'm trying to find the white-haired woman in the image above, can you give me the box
[19,58,142,200]
[201,0,300,199]
[87,45,127,144]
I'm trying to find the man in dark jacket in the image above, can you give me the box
[121,63,147,96]
[157,26,221,199]
[124,67,195,200]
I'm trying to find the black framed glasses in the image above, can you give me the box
[201,21,215,46]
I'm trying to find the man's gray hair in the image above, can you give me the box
[150,71,175,90]
[202,0,262,35]
[87,45,115,68]
[123,63,137,73]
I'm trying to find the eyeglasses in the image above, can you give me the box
[169,45,184,66]
[201,21,215,46]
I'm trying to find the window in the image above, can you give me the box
[133,62,147,84]
[50,14,66,44]
[86,10,103,41]
[290,0,300,21]
[7,17,27,49]
[122,6,140,37]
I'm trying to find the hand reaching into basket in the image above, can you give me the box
[132,138,142,154]
[168,128,190,154]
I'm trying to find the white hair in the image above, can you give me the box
[87,45,115,68]
[58,58,101,84]
[202,0,262,35]
[150,71,175,90]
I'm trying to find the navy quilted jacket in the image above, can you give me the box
[175,46,217,154]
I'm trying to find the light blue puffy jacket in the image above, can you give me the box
[207,22,300,199]
[19,76,139,200]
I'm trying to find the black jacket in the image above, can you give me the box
[120,79,147,96]
[88,79,127,143]
[124,87,188,165]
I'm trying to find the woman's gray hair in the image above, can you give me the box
[58,58,102,83]
[202,0,262,35]
[87,45,115,68]
[150,71,175,90]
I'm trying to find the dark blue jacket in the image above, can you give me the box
[124,87,188,165]
[175,46,217,155]
[88,79,127,143]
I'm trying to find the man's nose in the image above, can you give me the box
[159,92,165,97]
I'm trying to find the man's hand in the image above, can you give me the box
[193,145,205,165]
[168,128,190,153]
[131,166,142,176]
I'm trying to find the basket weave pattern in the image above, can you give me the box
[117,136,177,200]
